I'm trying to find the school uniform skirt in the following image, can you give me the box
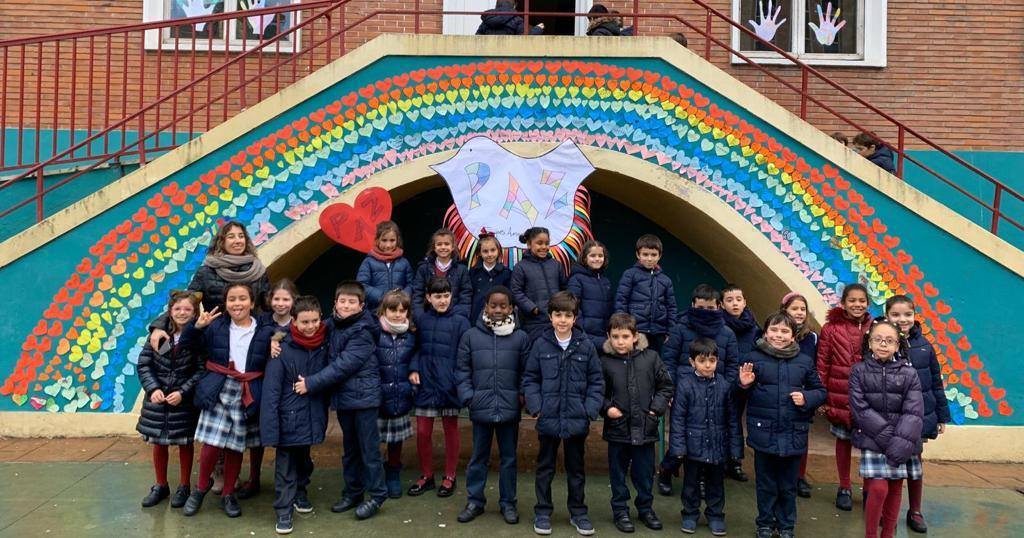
[412,407,460,418]
[195,377,261,453]
[378,416,414,443]
[859,449,923,480]
[830,424,854,441]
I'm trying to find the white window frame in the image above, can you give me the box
[143,0,303,53]
[441,0,594,36]
[730,0,886,67]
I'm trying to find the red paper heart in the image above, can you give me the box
[319,187,393,253]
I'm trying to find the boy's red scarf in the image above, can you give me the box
[205,361,263,407]
[371,246,404,262]
[290,323,326,350]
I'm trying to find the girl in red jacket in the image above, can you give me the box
[816,283,872,511]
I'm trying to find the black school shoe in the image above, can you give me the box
[407,475,435,496]
[355,499,381,520]
[613,513,635,533]
[141,484,170,507]
[501,505,520,524]
[637,510,663,531]
[457,503,485,523]
[907,510,928,533]
[437,476,457,497]
[170,485,191,508]
[796,478,812,498]
[221,494,242,518]
[331,496,363,513]
[725,461,749,482]
[182,489,208,516]
[835,487,853,511]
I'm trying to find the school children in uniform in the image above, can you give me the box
[567,240,614,349]
[523,291,604,536]
[408,276,472,498]
[669,337,744,536]
[599,313,674,533]
[260,296,330,534]
[183,283,275,518]
[468,232,512,323]
[614,234,677,354]
[412,228,473,318]
[511,226,568,337]
[780,292,819,498]
[738,312,826,538]
[720,283,760,482]
[455,286,531,525]
[884,295,949,533]
[817,283,873,511]
[659,284,740,495]
[260,278,299,330]
[137,291,205,509]
[295,281,386,520]
[849,319,924,538]
[358,221,415,312]
[375,289,418,499]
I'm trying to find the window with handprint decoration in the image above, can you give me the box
[143,0,301,52]
[732,0,886,67]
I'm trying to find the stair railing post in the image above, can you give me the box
[897,125,905,179]
[704,9,712,60]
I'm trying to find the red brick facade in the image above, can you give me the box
[1,0,1021,151]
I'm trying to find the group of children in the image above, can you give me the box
[136,219,947,538]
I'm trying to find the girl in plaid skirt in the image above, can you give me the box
[182,283,275,519]
[849,320,924,538]
[376,289,417,498]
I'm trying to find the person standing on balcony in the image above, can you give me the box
[476,0,545,35]
[851,133,897,175]
[586,5,623,36]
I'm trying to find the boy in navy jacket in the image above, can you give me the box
[614,234,677,354]
[261,296,330,535]
[296,281,386,521]
[523,291,604,536]
[669,337,743,535]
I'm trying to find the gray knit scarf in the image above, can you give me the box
[202,253,266,283]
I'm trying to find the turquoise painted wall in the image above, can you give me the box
[0,52,1019,428]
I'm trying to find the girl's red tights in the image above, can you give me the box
[387,442,404,468]
[836,438,853,489]
[198,445,243,495]
[244,446,264,485]
[152,444,195,486]
[907,477,924,512]
[864,478,903,538]
[415,416,460,478]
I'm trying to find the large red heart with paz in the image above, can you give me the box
[319,187,393,253]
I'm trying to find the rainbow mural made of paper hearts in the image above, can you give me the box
[0,57,1015,425]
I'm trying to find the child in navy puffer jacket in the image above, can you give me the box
[511,226,567,337]
[375,289,417,499]
[614,234,677,354]
[849,319,923,538]
[409,277,471,498]
[523,291,604,535]
[412,228,473,318]
[670,337,743,535]
[883,296,948,533]
[567,240,614,349]
[780,291,819,498]
[260,296,329,534]
[357,221,415,312]
[468,233,511,323]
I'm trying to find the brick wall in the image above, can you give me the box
[1,0,1021,152]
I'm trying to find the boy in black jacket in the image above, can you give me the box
[669,338,743,536]
[600,313,674,533]
[261,296,330,535]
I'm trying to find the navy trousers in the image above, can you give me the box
[607,441,656,516]
[337,408,388,504]
[273,445,314,516]
[753,451,801,530]
[466,420,519,509]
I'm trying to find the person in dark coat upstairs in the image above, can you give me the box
[511,226,567,337]
[295,281,386,521]
[738,312,826,538]
[586,4,622,36]
[374,289,418,500]
[659,284,740,496]
[567,240,614,349]
[137,290,206,510]
[669,337,744,536]
[476,0,544,35]
[615,234,677,354]
[849,320,924,538]
[260,296,330,535]
[851,133,897,175]
[455,286,532,525]
[183,283,276,519]
[357,221,415,312]
[468,233,512,323]
[408,276,472,498]
[599,313,674,533]
[412,228,473,318]
[779,291,819,498]
[883,295,950,534]
[523,291,604,536]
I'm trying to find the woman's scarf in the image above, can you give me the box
[202,253,266,283]
[483,312,516,336]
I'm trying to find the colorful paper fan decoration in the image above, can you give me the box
[444,186,593,276]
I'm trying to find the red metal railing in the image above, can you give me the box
[0,0,1020,238]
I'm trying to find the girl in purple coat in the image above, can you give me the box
[849,320,924,538]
